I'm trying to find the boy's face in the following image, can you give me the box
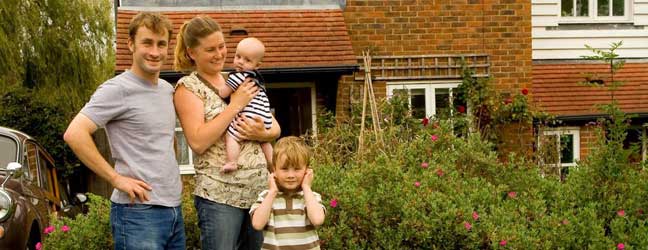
[273,156,307,193]
[233,41,263,72]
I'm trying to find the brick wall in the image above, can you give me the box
[336,0,532,116]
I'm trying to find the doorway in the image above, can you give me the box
[266,83,316,137]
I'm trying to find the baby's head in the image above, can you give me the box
[233,37,265,72]
[272,136,312,193]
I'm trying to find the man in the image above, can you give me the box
[64,12,185,249]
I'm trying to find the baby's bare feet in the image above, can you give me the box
[221,162,238,174]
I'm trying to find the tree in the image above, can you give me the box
[0,0,114,174]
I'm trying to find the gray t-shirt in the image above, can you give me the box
[81,71,181,207]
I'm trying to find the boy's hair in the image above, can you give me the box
[273,136,311,168]
[174,16,222,71]
[128,12,173,42]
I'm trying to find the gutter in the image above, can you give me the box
[116,65,358,78]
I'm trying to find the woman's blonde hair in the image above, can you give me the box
[273,136,312,169]
[174,16,222,71]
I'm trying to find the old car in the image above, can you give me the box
[0,126,86,250]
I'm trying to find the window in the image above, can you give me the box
[561,0,630,21]
[36,149,54,192]
[538,128,580,179]
[0,135,17,171]
[386,81,463,119]
[176,120,197,175]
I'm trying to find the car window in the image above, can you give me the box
[0,135,17,170]
[37,149,54,193]
[25,142,39,181]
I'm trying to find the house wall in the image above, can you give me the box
[532,0,648,59]
[337,0,533,117]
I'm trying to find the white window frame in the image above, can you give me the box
[176,124,196,175]
[559,0,633,23]
[539,127,581,167]
[386,81,462,118]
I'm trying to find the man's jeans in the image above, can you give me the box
[194,196,263,250]
[111,202,186,250]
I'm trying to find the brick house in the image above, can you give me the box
[114,0,533,174]
[531,0,648,176]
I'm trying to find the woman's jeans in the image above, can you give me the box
[111,202,186,250]
[194,196,263,250]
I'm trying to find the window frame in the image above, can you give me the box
[175,124,196,175]
[559,0,633,23]
[386,80,462,119]
[539,127,581,167]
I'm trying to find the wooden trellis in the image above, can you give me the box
[355,54,490,81]
[358,50,383,154]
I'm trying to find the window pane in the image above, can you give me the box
[577,0,589,16]
[540,134,560,165]
[0,136,16,170]
[560,134,575,164]
[410,89,426,119]
[435,88,450,116]
[176,131,190,165]
[598,0,610,16]
[562,0,574,16]
[612,0,624,16]
[37,152,53,192]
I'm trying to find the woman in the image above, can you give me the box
[173,16,280,250]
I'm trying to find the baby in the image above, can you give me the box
[219,37,273,173]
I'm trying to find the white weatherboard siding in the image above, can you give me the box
[532,0,648,59]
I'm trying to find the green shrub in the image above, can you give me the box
[41,193,112,249]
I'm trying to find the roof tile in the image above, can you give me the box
[115,9,356,71]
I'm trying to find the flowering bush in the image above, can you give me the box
[311,99,648,249]
[41,193,111,249]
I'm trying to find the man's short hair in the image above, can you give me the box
[128,12,173,41]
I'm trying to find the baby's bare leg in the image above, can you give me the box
[223,134,241,173]
[261,142,273,172]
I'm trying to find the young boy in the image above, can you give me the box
[250,136,326,250]
[218,37,273,173]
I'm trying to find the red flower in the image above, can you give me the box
[521,88,529,95]
[422,117,429,126]
[499,240,507,246]
[457,105,466,113]
[617,243,625,250]
[472,211,479,221]
[507,191,517,199]
[464,222,472,231]
[329,199,338,208]
[436,168,444,177]
[638,209,644,215]
[617,210,625,217]
[421,162,429,169]
[414,181,421,187]
[504,98,512,105]
[431,135,439,141]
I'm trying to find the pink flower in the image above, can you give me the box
[414,181,421,187]
[436,168,444,177]
[329,199,338,208]
[61,225,70,232]
[499,240,507,246]
[431,135,439,141]
[457,105,466,113]
[521,88,529,95]
[562,219,569,225]
[464,222,472,231]
[617,243,625,250]
[43,225,55,234]
[422,117,429,126]
[507,191,517,199]
[472,211,479,221]
[421,162,429,169]
[617,210,625,217]
[35,242,42,250]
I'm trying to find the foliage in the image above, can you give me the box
[41,193,112,250]
[0,0,114,173]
